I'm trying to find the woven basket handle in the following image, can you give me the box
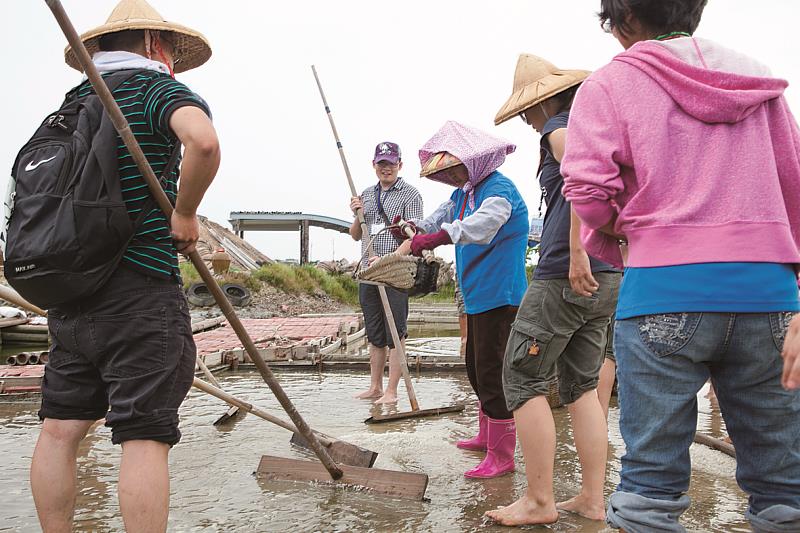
[398,219,435,262]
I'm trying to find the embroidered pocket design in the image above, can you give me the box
[771,311,798,352]
[637,313,701,357]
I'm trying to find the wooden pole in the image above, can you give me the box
[312,66,419,411]
[44,0,342,480]
[192,377,332,444]
[0,285,46,317]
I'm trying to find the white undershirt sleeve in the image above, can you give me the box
[442,196,512,245]
[414,200,455,234]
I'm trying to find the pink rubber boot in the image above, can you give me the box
[457,404,488,451]
[464,417,516,478]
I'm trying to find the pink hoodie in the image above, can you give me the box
[561,38,800,270]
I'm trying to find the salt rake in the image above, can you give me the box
[195,356,242,425]
[192,377,378,468]
[45,0,428,501]
[311,66,464,425]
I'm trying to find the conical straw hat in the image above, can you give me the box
[64,0,212,73]
[420,152,463,178]
[494,54,590,125]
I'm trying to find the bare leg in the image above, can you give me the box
[485,396,559,526]
[119,440,170,533]
[459,314,468,358]
[354,344,387,399]
[556,390,607,520]
[31,418,94,533]
[597,358,617,420]
[375,339,403,404]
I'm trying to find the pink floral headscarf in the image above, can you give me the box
[419,121,516,209]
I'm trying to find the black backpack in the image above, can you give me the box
[4,69,179,309]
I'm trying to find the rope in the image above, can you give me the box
[352,225,399,279]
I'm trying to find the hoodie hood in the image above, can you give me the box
[614,39,787,124]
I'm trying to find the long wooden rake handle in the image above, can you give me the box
[44,0,342,480]
[311,66,419,411]
[192,377,336,447]
[0,285,46,317]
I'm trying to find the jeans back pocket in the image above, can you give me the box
[636,313,702,357]
[770,311,798,352]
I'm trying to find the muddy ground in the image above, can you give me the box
[189,282,354,321]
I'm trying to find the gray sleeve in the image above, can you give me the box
[442,196,512,245]
[415,200,455,234]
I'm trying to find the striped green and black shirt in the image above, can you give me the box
[74,69,210,280]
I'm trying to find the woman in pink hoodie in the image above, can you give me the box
[561,1,800,532]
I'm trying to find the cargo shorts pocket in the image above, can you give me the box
[88,307,169,377]
[636,312,701,357]
[506,318,556,377]
[562,288,600,311]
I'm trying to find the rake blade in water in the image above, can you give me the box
[256,455,428,501]
[364,403,465,424]
[289,432,379,468]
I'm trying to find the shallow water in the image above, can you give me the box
[1,368,748,532]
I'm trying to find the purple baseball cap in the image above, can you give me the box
[373,141,401,164]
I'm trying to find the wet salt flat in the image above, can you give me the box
[1,369,748,532]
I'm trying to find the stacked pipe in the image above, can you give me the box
[4,351,47,366]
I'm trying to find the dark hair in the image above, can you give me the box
[98,30,145,53]
[98,30,175,53]
[599,0,708,37]
[552,84,581,114]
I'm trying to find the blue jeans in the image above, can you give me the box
[608,312,800,533]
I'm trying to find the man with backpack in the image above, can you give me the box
[11,1,220,531]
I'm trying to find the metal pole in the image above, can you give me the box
[44,0,342,480]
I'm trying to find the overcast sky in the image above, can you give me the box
[3,0,799,264]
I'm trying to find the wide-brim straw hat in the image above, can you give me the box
[494,54,590,125]
[420,152,463,178]
[64,0,212,74]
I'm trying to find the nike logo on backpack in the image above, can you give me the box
[25,156,57,172]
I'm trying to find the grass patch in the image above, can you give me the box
[180,262,201,290]
[251,263,303,293]
[180,263,262,293]
[300,265,359,306]
[250,263,359,306]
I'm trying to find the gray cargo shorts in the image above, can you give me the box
[503,272,621,410]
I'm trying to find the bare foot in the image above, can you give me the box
[484,495,558,526]
[354,388,383,399]
[556,493,606,521]
[374,393,398,405]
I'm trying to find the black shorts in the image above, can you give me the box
[359,283,408,349]
[39,267,196,446]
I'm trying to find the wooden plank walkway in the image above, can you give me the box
[194,316,361,357]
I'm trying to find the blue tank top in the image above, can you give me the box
[616,263,800,319]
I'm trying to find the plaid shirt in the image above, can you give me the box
[359,177,423,262]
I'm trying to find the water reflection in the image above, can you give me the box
[0,370,748,532]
